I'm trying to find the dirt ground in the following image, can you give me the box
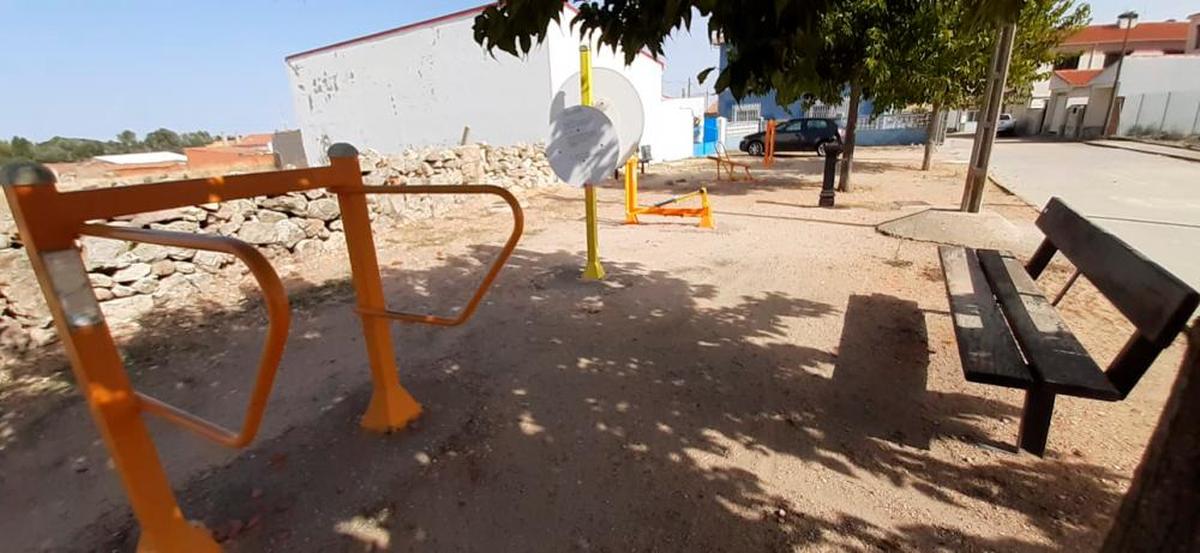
[0,147,1188,552]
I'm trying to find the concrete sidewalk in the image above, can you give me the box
[1085,139,1200,163]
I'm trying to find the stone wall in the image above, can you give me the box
[0,143,555,357]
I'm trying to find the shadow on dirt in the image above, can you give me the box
[52,245,1124,552]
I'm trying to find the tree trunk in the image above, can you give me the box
[922,100,942,171]
[1101,321,1200,553]
[837,81,862,192]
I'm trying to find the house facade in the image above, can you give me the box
[285,4,696,165]
[1025,13,1197,137]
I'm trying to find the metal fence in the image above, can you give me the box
[1118,90,1200,138]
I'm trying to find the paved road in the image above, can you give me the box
[943,137,1200,291]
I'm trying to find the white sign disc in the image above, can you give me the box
[546,105,621,187]
[551,68,645,164]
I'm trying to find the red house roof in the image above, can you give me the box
[1062,21,1189,46]
[1054,69,1103,87]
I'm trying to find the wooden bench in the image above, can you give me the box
[938,197,1198,456]
[708,143,753,181]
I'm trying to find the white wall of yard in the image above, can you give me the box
[1115,56,1200,96]
[286,15,552,164]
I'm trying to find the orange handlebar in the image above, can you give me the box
[80,223,291,448]
[345,185,524,326]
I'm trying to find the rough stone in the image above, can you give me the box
[193,251,229,273]
[151,259,176,277]
[131,277,158,295]
[0,233,10,249]
[94,288,114,302]
[111,284,135,298]
[275,220,307,249]
[259,194,308,216]
[237,222,278,245]
[293,239,324,258]
[0,249,49,320]
[306,198,340,221]
[89,273,114,288]
[174,261,197,274]
[330,219,344,231]
[113,263,152,283]
[299,218,328,239]
[80,237,129,271]
[152,220,201,233]
[29,327,57,347]
[102,294,153,321]
[131,243,170,263]
[257,209,288,224]
[166,246,196,261]
[215,199,256,221]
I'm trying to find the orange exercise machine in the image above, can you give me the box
[622,156,713,229]
[0,143,523,552]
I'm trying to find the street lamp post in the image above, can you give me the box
[1103,11,1138,137]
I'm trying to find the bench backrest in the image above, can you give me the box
[1026,197,1199,395]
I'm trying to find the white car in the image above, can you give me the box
[997,113,1016,135]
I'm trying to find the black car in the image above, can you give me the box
[739,118,844,156]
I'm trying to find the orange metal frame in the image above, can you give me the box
[763,119,777,168]
[0,143,522,552]
[623,157,714,229]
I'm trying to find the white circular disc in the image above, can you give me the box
[546,105,621,187]
[551,68,644,164]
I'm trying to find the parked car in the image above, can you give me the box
[997,113,1016,135]
[739,118,844,157]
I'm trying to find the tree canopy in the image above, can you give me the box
[0,129,217,165]
[474,0,1027,106]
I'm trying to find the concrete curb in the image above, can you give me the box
[1083,140,1200,164]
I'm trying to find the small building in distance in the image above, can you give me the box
[284,4,696,166]
[1015,13,1197,137]
[184,133,280,173]
[92,151,188,179]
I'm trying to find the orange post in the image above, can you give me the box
[1,164,221,553]
[327,144,423,431]
[764,119,777,168]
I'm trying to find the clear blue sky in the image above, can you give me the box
[0,1,1193,142]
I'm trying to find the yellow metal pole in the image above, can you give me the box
[699,187,715,229]
[579,44,606,280]
[624,156,638,224]
[328,144,423,431]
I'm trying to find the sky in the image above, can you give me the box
[0,0,1193,142]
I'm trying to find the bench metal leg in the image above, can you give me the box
[1017,387,1056,456]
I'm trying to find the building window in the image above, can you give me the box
[1196,25,1200,49]
[1053,54,1081,70]
[733,103,761,122]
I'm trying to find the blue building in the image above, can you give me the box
[715,47,928,147]
[715,47,874,123]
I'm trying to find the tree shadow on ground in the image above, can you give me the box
[59,245,1126,552]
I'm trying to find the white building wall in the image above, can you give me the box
[286,15,552,165]
[1115,55,1200,96]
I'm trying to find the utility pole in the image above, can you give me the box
[1103,11,1138,137]
[961,22,1016,213]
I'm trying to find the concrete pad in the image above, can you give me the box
[876,208,1042,254]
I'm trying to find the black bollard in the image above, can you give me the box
[820,143,842,207]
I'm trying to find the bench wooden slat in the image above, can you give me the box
[977,249,1121,401]
[1036,198,1199,346]
[938,246,1034,389]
